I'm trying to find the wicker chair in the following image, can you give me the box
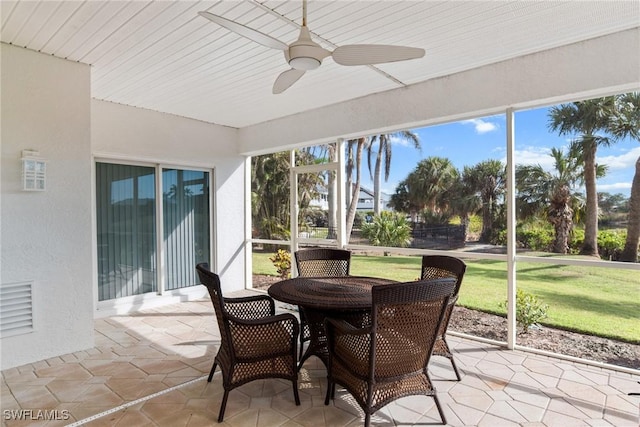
[295,248,351,277]
[421,255,467,380]
[324,278,456,426]
[294,248,351,361]
[196,263,300,422]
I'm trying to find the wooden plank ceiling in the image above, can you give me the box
[2,1,638,128]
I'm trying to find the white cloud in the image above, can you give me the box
[388,135,410,147]
[387,135,422,149]
[597,146,640,170]
[507,146,555,170]
[462,118,499,134]
[597,182,632,191]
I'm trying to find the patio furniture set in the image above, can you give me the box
[196,249,466,426]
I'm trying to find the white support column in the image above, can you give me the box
[156,166,165,295]
[506,107,517,349]
[337,138,347,249]
[290,150,298,259]
[244,156,252,288]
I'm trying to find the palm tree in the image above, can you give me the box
[401,156,458,221]
[345,138,367,239]
[448,172,482,241]
[251,151,321,241]
[622,156,640,261]
[366,131,420,214]
[325,143,338,239]
[617,92,640,262]
[464,160,505,243]
[548,93,640,257]
[516,145,602,253]
[251,152,291,240]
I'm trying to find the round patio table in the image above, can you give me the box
[268,276,397,369]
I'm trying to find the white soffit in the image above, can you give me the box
[1,1,638,128]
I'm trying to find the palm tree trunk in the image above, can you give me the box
[581,143,600,256]
[374,146,382,215]
[327,143,337,239]
[549,185,573,254]
[346,142,354,209]
[346,138,365,239]
[621,156,640,262]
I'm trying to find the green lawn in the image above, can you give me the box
[253,251,640,343]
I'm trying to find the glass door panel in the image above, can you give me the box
[96,163,157,300]
[163,168,211,290]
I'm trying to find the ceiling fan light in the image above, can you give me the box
[289,56,321,70]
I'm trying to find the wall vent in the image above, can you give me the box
[0,281,34,338]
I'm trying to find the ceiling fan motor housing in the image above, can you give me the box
[287,26,328,70]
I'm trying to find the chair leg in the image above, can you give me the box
[207,361,217,382]
[364,413,371,427]
[299,336,305,361]
[292,380,301,405]
[433,394,447,425]
[441,337,461,381]
[324,381,333,405]
[217,390,229,422]
[450,356,461,381]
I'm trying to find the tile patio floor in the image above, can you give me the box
[2,294,639,427]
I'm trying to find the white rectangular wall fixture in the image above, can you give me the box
[0,281,34,338]
[21,150,47,191]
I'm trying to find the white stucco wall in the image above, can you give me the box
[91,101,246,297]
[0,45,247,369]
[1,44,93,369]
[238,28,640,154]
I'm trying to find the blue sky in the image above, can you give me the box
[370,106,639,198]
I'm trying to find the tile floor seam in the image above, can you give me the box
[65,375,207,426]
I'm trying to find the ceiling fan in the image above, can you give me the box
[198,0,425,94]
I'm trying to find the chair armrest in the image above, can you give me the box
[325,317,372,371]
[224,294,275,319]
[230,312,297,328]
[229,313,299,357]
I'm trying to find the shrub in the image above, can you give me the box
[500,289,549,334]
[597,229,626,260]
[361,212,411,254]
[269,249,291,279]
[569,228,584,254]
[467,214,483,236]
[568,228,626,259]
[420,209,451,225]
[518,228,554,251]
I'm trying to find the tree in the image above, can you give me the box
[598,192,628,213]
[464,160,505,243]
[393,156,458,221]
[326,144,338,239]
[251,152,291,240]
[345,138,367,239]
[251,151,321,241]
[548,93,640,257]
[516,145,601,253]
[622,156,640,261]
[366,131,420,214]
[448,171,482,241]
[618,92,640,262]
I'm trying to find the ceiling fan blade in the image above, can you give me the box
[273,69,305,94]
[198,11,287,51]
[332,44,425,66]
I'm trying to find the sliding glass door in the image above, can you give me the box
[96,162,211,301]
[163,168,210,290]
